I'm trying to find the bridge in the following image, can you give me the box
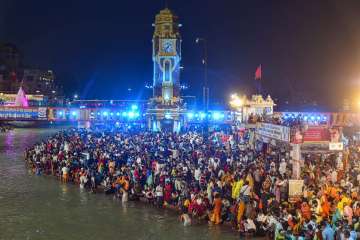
[0,105,235,126]
[1,105,360,129]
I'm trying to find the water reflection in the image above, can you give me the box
[121,202,128,214]
[5,130,14,147]
[59,184,70,203]
[79,188,88,205]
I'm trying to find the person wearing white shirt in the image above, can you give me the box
[61,165,69,183]
[279,159,287,176]
[194,168,201,181]
[155,184,163,207]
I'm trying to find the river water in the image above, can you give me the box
[0,128,242,240]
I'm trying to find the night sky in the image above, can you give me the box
[1,0,359,110]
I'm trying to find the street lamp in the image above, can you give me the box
[196,37,210,140]
[195,38,209,111]
[74,94,78,99]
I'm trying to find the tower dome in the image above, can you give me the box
[153,8,181,39]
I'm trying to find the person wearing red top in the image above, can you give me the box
[164,182,172,204]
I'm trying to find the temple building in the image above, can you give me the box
[0,43,62,105]
[146,8,185,132]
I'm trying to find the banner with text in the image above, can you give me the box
[288,179,304,202]
[302,126,330,142]
[256,123,290,142]
[0,107,47,120]
[329,142,344,151]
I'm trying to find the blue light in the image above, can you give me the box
[116,112,120,116]
[131,104,138,110]
[212,112,222,120]
[304,116,308,121]
[165,113,172,119]
[97,112,101,116]
[110,112,114,116]
[317,116,321,121]
[199,112,206,119]
[134,112,140,117]
[310,116,315,121]
[103,112,108,116]
[58,111,63,116]
[187,112,194,119]
[115,121,120,125]
[122,112,128,117]
[323,116,327,121]
[71,111,77,116]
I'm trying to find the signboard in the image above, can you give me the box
[288,179,304,202]
[301,142,330,153]
[329,142,343,151]
[38,107,47,119]
[256,123,290,142]
[0,107,47,120]
[302,126,329,142]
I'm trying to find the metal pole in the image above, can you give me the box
[197,38,209,111]
[241,106,244,123]
[196,37,209,140]
[203,39,208,111]
[204,39,209,140]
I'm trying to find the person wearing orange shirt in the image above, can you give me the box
[210,193,222,225]
[301,201,311,221]
[321,193,331,218]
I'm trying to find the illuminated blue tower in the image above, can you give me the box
[152,8,181,102]
[147,8,185,132]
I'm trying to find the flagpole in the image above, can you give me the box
[255,64,262,96]
[258,77,262,96]
[259,64,262,96]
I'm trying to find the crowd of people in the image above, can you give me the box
[24,127,360,239]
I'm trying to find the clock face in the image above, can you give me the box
[162,39,174,53]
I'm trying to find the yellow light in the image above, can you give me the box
[234,98,243,106]
[229,94,244,108]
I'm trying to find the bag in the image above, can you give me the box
[241,195,250,204]
[239,185,250,203]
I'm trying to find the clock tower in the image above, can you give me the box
[152,8,181,102]
[147,8,185,132]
